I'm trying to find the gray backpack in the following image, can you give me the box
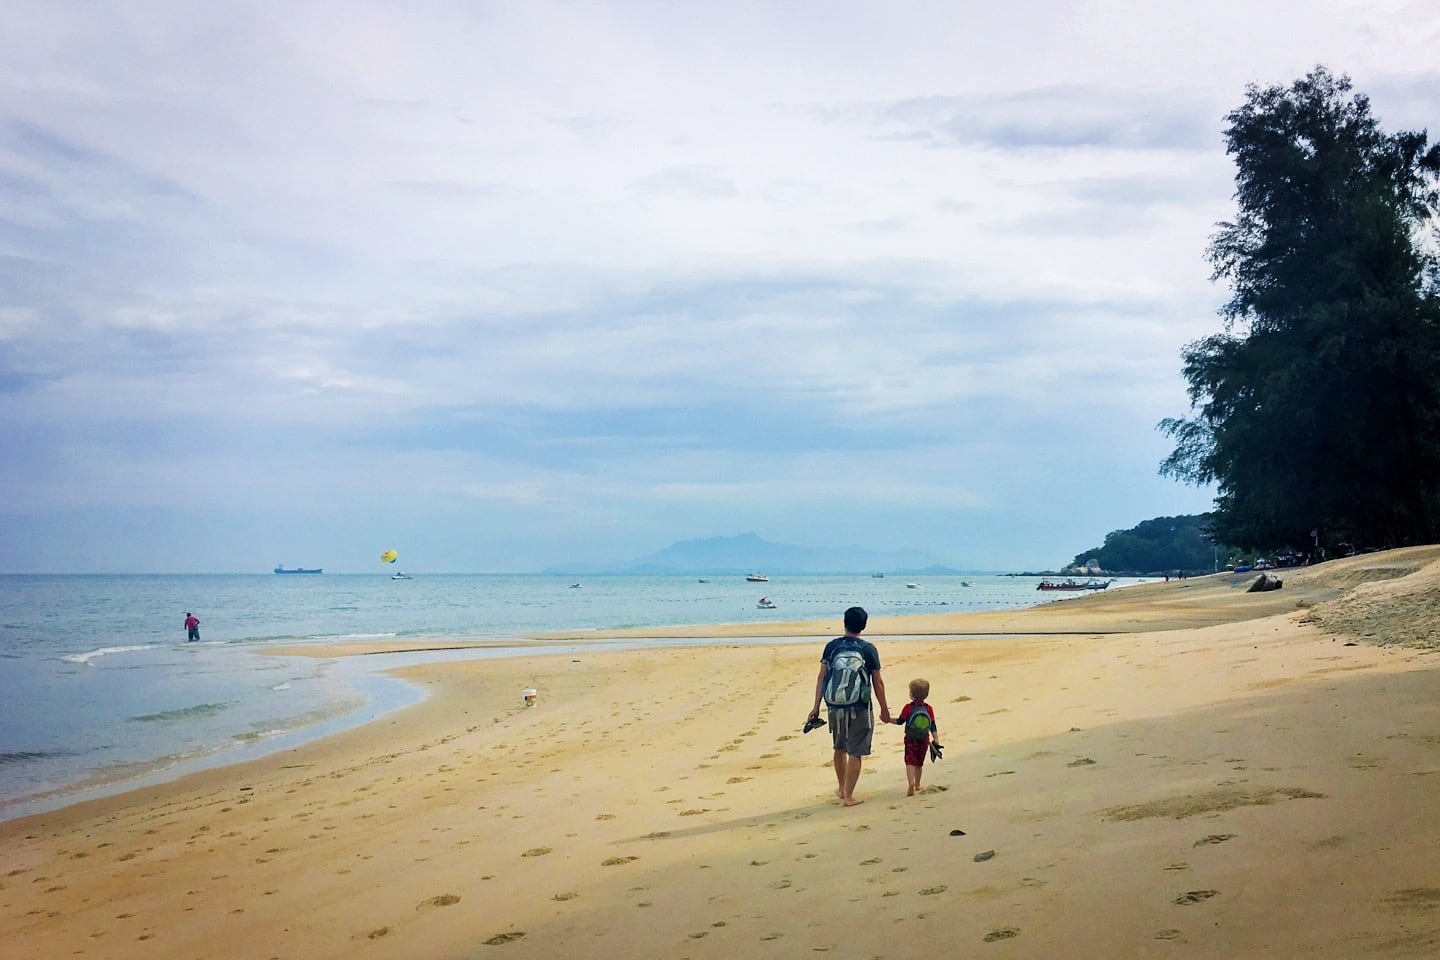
[823,639,870,707]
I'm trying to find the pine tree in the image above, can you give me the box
[1160,67,1440,550]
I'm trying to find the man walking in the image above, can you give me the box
[807,606,890,806]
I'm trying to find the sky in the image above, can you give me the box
[2,1,1438,574]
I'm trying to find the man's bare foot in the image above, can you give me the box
[842,797,865,807]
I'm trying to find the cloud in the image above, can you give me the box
[632,165,739,199]
[870,87,1217,153]
[3,1,1430,571]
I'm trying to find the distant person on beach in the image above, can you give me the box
[891,678,942,796]
[184,612,200,642]
[807,606,890,807]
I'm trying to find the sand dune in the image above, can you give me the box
[4,549,1439,958]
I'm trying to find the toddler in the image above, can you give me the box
[892,678,941,796]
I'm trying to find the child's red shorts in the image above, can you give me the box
[904,737,928,767]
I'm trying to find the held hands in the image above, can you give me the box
[879,707,892,724]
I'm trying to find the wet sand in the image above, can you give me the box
[4,548,1440,959]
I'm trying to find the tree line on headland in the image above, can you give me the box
[1158,67,1440,559]
[1067,514,1223,576]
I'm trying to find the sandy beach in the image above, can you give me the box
[5,548,1440,959]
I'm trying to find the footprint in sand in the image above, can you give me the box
[1194,834,1236,846]
[984,927,1019,941]
[1174,890,1219,905]
[417,894,460,909]
[483,931,525,945]
[602,856,638,866]
[521,847,551,857]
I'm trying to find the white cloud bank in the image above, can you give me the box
[1,1,1437,571]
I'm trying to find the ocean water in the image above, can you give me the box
[0,572,1130,819]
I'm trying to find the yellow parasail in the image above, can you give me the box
[380,550,398,564]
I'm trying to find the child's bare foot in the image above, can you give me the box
[906,786,916,796]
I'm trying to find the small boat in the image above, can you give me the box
[569,583,581,588]
[275,565,322,575]
[698,578,710,583]
[391,572,413,580]
[871,572,885,578]
[905,582,918,589]
[1037,579,1086,591]
[1083,579,1113,590]
[746,573,769,582]
[756,596,776,609]
[961,580,972,587]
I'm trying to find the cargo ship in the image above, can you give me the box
[274,565,323,574]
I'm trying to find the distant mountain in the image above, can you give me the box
[543,533,957,575]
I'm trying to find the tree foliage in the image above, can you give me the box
[1069,514,1219,573]
[1160,67,1440,551]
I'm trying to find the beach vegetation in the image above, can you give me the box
[1160,66,1440,553]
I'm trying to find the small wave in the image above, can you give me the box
[233,729,287,743]
[0,750,66,766]
[61,644,157,664]
[271,682,291,691]
[130,702,233,723]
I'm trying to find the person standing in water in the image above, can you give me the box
[184,612,200,642]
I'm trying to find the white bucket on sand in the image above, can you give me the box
[521,688,537,706]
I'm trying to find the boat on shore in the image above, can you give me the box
[274,565,322,575]
[1037,578,1112,591]
[746,573,769,582]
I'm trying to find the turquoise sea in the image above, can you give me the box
[0,572,1137,820]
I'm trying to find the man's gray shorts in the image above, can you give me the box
[828,705,874,757]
